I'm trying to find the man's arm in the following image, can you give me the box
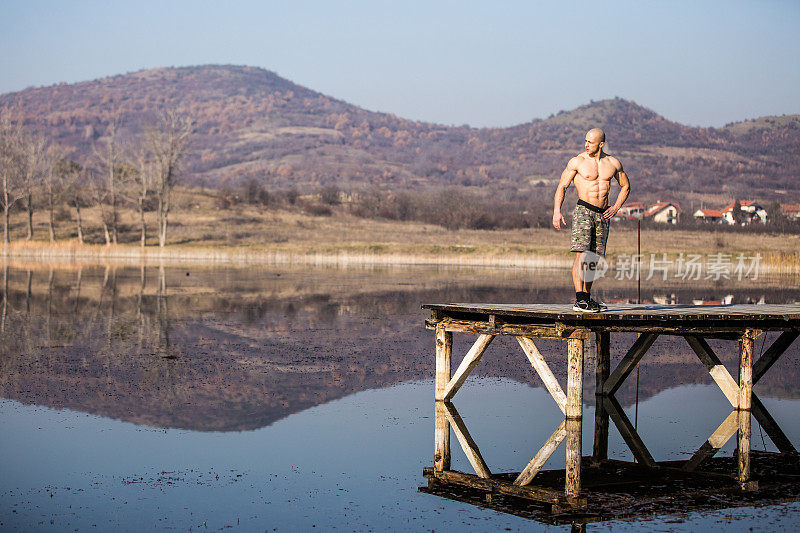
[553,159,578,229]
[603,161,630,219]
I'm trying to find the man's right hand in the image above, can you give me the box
[553,212,566,230]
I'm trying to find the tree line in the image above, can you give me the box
[0,110,192,246]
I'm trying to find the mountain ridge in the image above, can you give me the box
[1,64,798,198]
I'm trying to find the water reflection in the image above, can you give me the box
[2,262,800,530]
[1,263,800,432]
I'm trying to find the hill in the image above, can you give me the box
[1,65,798,199]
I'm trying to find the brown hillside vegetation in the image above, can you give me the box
[1,65,798,201]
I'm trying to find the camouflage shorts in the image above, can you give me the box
[570,204,611,256]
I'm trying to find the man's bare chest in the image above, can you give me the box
[576,160,613,182]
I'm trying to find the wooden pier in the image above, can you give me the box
[422,303,800,511]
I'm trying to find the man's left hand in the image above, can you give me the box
[603,206,619,219]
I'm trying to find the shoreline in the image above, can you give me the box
[0,241,573,269]
[2,241,799,276]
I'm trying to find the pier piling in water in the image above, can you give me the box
[422,303,800,510]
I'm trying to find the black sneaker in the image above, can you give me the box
[589,298,608,311]
[572,299,601,312]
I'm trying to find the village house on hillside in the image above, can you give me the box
[693,200,777,225]
[721,200,768,224]
[693,208,725,223]
[604,199,800,226]
[782,204,800,220]
[616,202,645,219]
[644,201,681,224]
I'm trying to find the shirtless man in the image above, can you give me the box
[553,128,630,312]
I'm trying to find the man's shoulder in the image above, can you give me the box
[569,153,587,166]
[603,154,623,169]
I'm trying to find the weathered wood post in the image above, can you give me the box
[434,401,451,472]
[566,337,585,498]
[434,324,452,472]
[593,331,610,462]
[435,325,452,401]
[737,329,756,489]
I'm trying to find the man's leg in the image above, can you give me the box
[588,215,610,308]
[572,253,593,293]
[572,252,597,312]
[570,206,601,310]
[572,252,584,293]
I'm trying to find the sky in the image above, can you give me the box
[1,0,799,128]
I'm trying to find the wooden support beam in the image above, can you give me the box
[435,326,452,401]
[425,318,591,339]
[434,401,450,472]
[565,338,584,498]
[752,394,797,454]
[514,420,567,486]
[684,336,740,408]
[739,330,755,411]
[593,332,610,461]
[565,417,583,498]
[602,333,658,396]
[422,468,587,508]
[682,411,738,472]
[517,337,567,415]
[443,402,492,479]
[602,396,657,468]
[566,338,585,420]
[441,334,494,400]
[738,330,755,490]
[753,330,799,385]
[598,325,751,338]
[738,409,753,490]
[595,331,611,393]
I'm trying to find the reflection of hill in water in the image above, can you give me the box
[1,265,799,431]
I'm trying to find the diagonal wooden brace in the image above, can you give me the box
[752,394,797,454]
[682,410,738,471]
[602,333,659,396]
[441,334,495,400]
[753,330,799,385]
[684,335,740,408]
[603,396,657,467]
[517,336,567,415]
[443,401,492,478]
[514,420,567,486]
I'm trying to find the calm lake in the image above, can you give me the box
[1,262,799,531]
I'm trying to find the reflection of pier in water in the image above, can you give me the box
[2,264,800,432]
[421,302,800,523]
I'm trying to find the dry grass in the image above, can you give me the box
[3,187,799,272]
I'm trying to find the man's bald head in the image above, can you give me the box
[584,128,606,157]
[587,128,605,143]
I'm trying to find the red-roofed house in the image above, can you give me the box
[721,200,767,224]
[693,208,724,223]
[781,204,800,220]
[617,202,645,219]
[644,201,681,224]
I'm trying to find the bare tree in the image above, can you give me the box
[89,169,112,246]
[62,163,86,244]
[93,118,127,244]
[22,133,47,240]
[47,151,79,242]
[132,144,153,247]
[0,115,27,244]
[146,110,192,247]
